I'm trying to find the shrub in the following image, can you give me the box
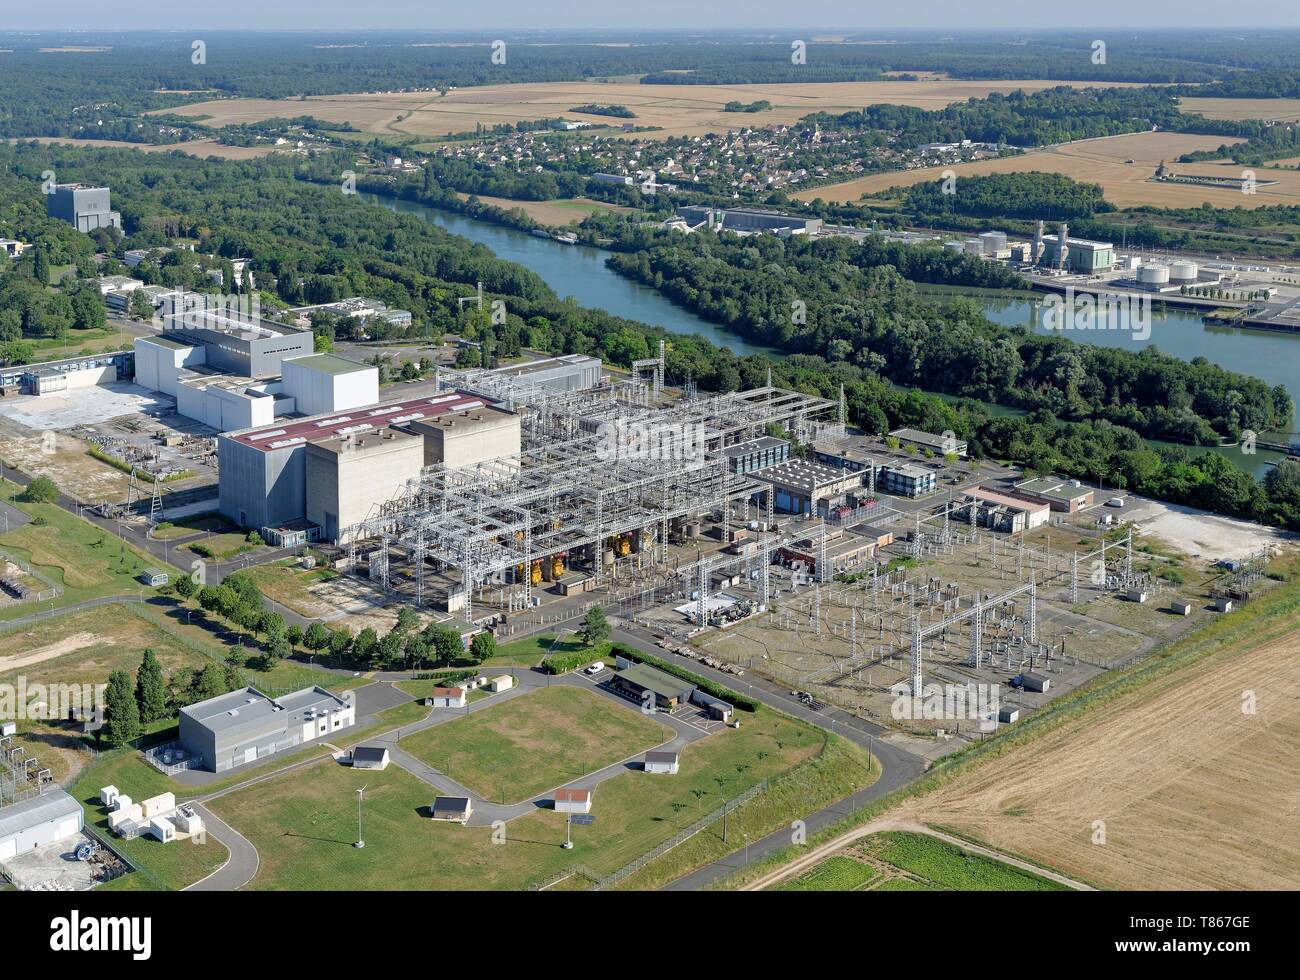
[22,475,58,504]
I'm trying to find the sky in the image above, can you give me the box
[2,1,1298,32]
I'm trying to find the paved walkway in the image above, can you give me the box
[182,804,260,892]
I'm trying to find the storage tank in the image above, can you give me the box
[979,230,1007,255]
[943,241,963,253]
[1170,260,1199,283]
[1138,263,1171,285]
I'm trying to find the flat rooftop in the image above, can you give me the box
[307,425,422,457]
[1015,476,1088,498]
[719,435,788,458]
[488,354,597,378]
[227,391,488,453]
[180,685,349,740]
[754,458,855,494]
[284,353,373,376]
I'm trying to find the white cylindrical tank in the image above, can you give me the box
[1170,260,1199,282]
[1138,263,1171,285]
[944,241,963,253]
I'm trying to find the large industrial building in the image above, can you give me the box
[179,686,355,773]
[218,390,516,540]
[47,183,121,232]
[676,205,822,236]
[136,320,374,431]
[485,354,602,393]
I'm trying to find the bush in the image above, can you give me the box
[541,646,608,674]
[610,644,761,712]
[22,475,58,504]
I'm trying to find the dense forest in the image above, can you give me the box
[896,172,1110,221]
[603,230,1290,445]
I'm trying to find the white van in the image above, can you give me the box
[585,661,605,675]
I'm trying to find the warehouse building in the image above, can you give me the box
[753,459,864,516]
[677,205,822,236]
[1037,234,1115,273]
[1011,476,1095,513]
[0,788,84,862]
[484,354,602,392]
[811,442,875,480]
[888,428,967,458]
[218,391,507,539]
[960,487,1051,534]
[155,306,314,378]
[47,183,121,232]
[780,525,882,577]
[613,662,696,709]
[179,686,355,773]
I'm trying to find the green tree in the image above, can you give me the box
[129,288,155,320]
[304,621,329,652]
[22,475,58,503]
[404,634,430,670]
[469,630,496,664]
[104,670,141,747]
[395,605,420,635]
[432,625,462,666]
[191,662,228,702]
[134,648,167,725]
[32,246,49,285]
[353,627,379,663]
[578,605,610,647]
[174,573,196,599]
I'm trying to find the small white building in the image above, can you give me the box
[554,788,593,814]
[351,746,390,770]
[140,793,176,820]
[1019,672,1050,693]
[147,817,176,843]
[1171,599,1193,616]
[99,785,120,808]
[998,705,1021,724]
[488,675,514,693]
[430,687,466,708]
[643,751,680,775]
[430,796,473,824]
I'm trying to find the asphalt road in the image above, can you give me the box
[608,627,927,891]
[183,804,260,892]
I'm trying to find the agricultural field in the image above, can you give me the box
[793,131,1300,209]
[454,192,630,226]
[776,855,878,891]
[5,136,283,160]
[211,707,870,890]
[898,571,1300,890]
[399,686,672,803]
[1178,96,1300,124]
[154,79,1152,142]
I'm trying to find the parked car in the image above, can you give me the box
[585,661,605,675]
[1106,496,1126,508]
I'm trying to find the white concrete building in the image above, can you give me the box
[281,354,379,417]
[0,789,83,861]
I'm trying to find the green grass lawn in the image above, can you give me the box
[0,479,178,619]
[211,705,871,891]
[867,832,1069,891]
[777,855,878,891]
[187,532,259,561]
[150,514,228,541]
[400,686,671,803]
[872,877,934,891]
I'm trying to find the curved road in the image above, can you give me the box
[183,804,260,892]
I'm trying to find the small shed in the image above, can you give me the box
[1125,589,1148,604]
[430,796,473,825]
[140,792,176,819]
[0,721,15,737]
[99,785,120,808]
[998,704,1020,724]
[1216,597,1235,613]
[147,817,176,843]
[351,746,390,770]
[554,787,593,814]
[1171,599,1192,616]
[644,750,680,774]
[139,568,169,588]
[174,808,205,836]
[112,794,133,813]
[1020,672,1050,693]
[488,675,514,693]
[431,687,466,708]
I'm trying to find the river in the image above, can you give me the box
[374,195,1292,478]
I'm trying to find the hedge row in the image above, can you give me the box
[611,643,761,713]
[540,646,608,675]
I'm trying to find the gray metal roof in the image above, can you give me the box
[180,686,350,741]
[352,746,389,763]
[645,751,680,764]
[432,796,471,813]
[0,788,81,840]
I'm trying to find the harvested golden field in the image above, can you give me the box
[6,137,282,160]
[155,79,1150,142]
[1180,96,1300,124]
[905,626,1300,890]
[454,192,630,225]
[792,131,1300,209]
